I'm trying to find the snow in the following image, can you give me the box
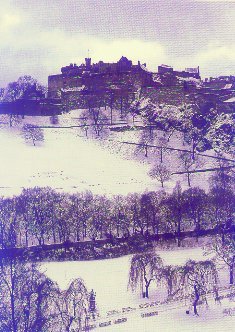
[0,110,214,197]
[0,122,158,197]
[61,85,85,92]
[102,304,235,332]
[224,97,235,103]
[41,247,235,331]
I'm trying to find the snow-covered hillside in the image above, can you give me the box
[0,120,155,197]
[0,110,218,197]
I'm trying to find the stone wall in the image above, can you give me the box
[48,74,64,98]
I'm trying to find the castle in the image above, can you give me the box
[48,56,235,113]
[48,56,154,99]
[48,57,203,98]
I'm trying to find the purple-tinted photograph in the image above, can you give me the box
[0,1,234,331]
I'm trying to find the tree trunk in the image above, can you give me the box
[167,279,173,298]
[110,107,113,125]
[195,217,200,242]
[221,231,225,245]
[10,262,17,332]
[187,172,191,187]
[10,293,17,332]
[229,259,234,285]
[145,285,149,298]
[177,237,181,247]
[193,285,200,315]
[25,229,29,247]
[52,223,56,243]
[133,115,135,125]
[192,140,196,161]
[120,96,123,118]
[76,229,80,242]
[152,213,158,235]
[144,145,148,157]
[116,223,120,238]
[177,218,181,247]
[144,278,152,298]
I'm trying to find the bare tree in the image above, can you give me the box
[181,104,206,160]
[9,114,23,127]
[129,251,163,298]
[126,193,147,236]
[179,152,194,187]
[107,90,115,124]
[54,278,89,332]
[3,76,45,102]
[19,187,55,246]
[183,187,208,237]
[0,258,60,332]
[205,235,235,285]
[0,197,18,249]
[82,119,89,138]
[111,195,131,238]
[209,168,234,236]
[145,191,166,236]
[0,113,22,127]
[161,265,184,299]
[157,136,169,163]
[181,260,219,316]
[89,195,111,240]
[22,124,44,146]
[164,182,185,247]
[135,128,154,158]
[149,164,171,188]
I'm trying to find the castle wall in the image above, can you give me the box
[48,74,84,98]
[48,74,64,98]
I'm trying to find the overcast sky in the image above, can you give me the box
[0,0,234,86]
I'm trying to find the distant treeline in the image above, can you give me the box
[0,170,234,253]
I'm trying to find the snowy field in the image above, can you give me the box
[0,110,215,197]
[0,123,155,197]
[42,247,235,331]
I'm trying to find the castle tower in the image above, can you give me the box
[85,58,91,68]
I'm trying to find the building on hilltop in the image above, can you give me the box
[48,56,156,107]
[157,64,201,87]
[198,75,235,104]
[158,64,174,75]
[204,75,235,90]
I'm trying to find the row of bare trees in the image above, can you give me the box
[129,255,218,316]
[129,234,235,315]
[0,171,233,250]
[0,257,91,332]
